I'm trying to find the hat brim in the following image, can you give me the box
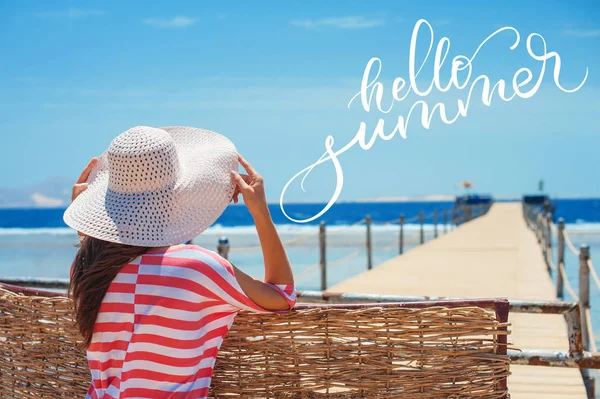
[63,126,238,247]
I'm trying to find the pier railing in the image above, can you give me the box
[523,203,599,397]
[223,203,491,291]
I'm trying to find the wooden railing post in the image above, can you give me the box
[419,211,424,244]
[319,221,327,290]
[217,236,230,260]
[433,210,438,238]
[399,215,404,255]
[579,245,590,351]
[366,215,373,270]
[556,218,565,299]
[537,212,543,244]
[443,210,447,234]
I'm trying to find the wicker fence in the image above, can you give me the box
[0,284,510,399]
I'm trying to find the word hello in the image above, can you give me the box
[280,19,588,223]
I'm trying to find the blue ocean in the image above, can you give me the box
[1,199,600,287]
[1,198,599,350]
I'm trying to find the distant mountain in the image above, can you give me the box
[0,177,72,208]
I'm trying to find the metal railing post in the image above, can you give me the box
[319,221,327,290]
[433,210,438,238]
[579,245,590,351]
[579,246,595,398]
[399,215,404,255]
[443,210,447,234]
[556,218,565,299]
[419,211,424,244]
[546,212,553,274]
[366,215,372,270]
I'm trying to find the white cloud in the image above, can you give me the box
[31,193,65,207]
[290,16,384,30]
[563,29,600,38]
[36,8,107,19]
[143,16,196,29]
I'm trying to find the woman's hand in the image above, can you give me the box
[71,157,98,238]
[72,157,99,202]
[230,154,269,218]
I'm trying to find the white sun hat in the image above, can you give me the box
[63,126,238,247]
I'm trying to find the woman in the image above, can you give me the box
[64,126,296,399]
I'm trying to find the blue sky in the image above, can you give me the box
[0,0,598,203]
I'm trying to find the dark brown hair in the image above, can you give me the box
[69,235,150,348]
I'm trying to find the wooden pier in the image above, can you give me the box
[328,202,589,399]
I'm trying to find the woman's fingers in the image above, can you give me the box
[231,170,251,191]
[237,154,258,178]
[71,158,99,202]
[76,157,99,184]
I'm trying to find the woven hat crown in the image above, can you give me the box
[108,126,181,194]
[64,125,238,246]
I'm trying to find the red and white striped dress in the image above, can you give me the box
[83,244,296,399]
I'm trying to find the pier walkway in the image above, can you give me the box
[329,202,588,399]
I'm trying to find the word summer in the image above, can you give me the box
[279,18,588,223]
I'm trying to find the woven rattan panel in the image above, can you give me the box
[0,288,510,398]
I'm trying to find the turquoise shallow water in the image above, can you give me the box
[0,221,599,351]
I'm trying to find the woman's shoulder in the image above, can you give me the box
[143,244,233,274]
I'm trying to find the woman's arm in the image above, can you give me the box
[230,154,295,311]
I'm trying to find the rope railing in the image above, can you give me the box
[328,248,364,267]
[370,213,420,225]
[230,229,323,253]
[382,240,398,252]
[281,230,321,245]
[294,262,321,280]
[228,245,262,253]
[295,249,364,282]
[547,256,558,271]
[371,217,400,225]
[559,262,579,301]
[563,229,580,257]
[555,226,600,292]
[587,258,600,292]
[326,217,366,234]
[522,203,598,364]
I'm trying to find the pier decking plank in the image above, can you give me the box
[328,202,588,399]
